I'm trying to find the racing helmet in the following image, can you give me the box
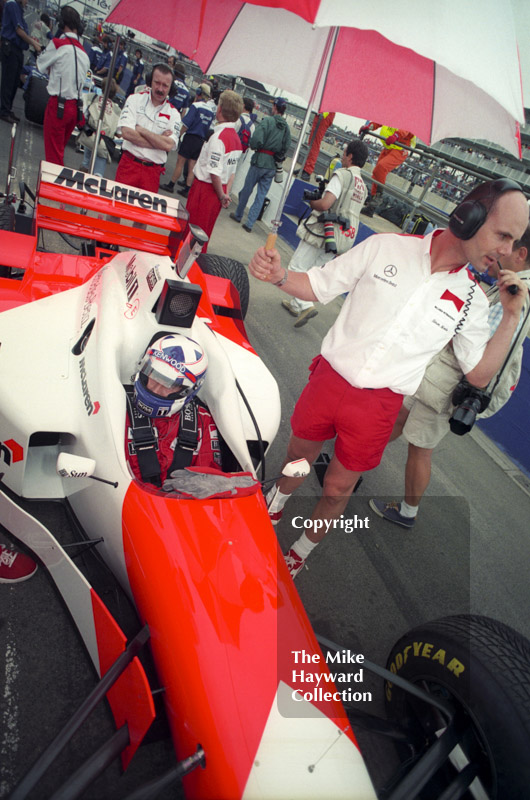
[133,334,208,418]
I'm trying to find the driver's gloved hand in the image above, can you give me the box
[162,468,257,499]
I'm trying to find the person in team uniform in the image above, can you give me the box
[168,60,190,113]
[360,121,416,217]
[0,0,43,122]
[160,82,215,195]
[125,47,143,97]
[115,63,181,192]
[113,38,128,85]
[249,179,529,578]
[37,5,89,165]
[184,89,243,252]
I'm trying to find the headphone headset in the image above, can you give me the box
[58,5,85,37]
[145,64,174,88]
[449,178,523,240]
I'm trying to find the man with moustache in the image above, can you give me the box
[115,63,181,192]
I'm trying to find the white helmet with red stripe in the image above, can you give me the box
[133,334,208,418]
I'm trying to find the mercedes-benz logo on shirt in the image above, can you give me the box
[384,265,397,277]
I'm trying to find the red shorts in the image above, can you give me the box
[115,150,164,192]
[185,179,223,252]
[291,356,403,472]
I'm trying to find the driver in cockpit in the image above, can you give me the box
[126,333,222,485]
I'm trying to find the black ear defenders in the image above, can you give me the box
[449,178,523,240]
[145,64,174,87]
[59,5,85,37]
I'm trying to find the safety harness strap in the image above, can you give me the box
[125,386,162,486]
[169,400,199,472]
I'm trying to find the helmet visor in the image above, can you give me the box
[139,360,194,401]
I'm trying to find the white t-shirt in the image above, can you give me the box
[37,33,90,100]
[193,122,242,185]
[325,172,342,200]
[117,89,181,165]
[308,230,490,395]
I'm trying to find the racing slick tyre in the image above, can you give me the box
[385,614,530,799]
[24,74,49,125]
[0,203,15,276]
[197,253,249,319]
[0,203,15,231]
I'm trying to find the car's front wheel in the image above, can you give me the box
[385,614,530,799]
[197,253,250,319]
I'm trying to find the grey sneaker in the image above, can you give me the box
[368,499,416,529]
[281,299,299,317]
[293,307,318,328]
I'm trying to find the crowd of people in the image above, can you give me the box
[0,4,529,594]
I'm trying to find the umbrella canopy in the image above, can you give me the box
[108,0,524,156]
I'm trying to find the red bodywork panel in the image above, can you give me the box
[0,167,249,351]
[122,482,356,799]
[90,590,156,769]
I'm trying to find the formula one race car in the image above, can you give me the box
[1,161,530,800]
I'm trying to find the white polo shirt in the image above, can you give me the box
[308,230,490,395]
[117,89,181,165]
[193,122,242,185]
[37,33,90,99]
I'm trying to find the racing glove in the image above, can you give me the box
[162,467,258,499]
[385,133,400,145]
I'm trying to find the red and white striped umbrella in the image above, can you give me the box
[108,0,524,156]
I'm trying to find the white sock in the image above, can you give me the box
[400,500,419,518]
[266,484,291,513]
[292,532,319,560]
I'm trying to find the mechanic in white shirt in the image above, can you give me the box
[37,5,89,165]
[249,179,529,578]
[115,63,181,192]
[185,90,243,252]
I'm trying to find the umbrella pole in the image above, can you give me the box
[88,34,121,175]
[265,26,338,251]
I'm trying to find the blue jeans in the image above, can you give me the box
[235,165,275,230]
[82,147,107,177]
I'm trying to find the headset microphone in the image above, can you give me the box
[497,261,519,295]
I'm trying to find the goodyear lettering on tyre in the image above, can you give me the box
[385,640,465,701]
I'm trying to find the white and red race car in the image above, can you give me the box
[1,162,529,800]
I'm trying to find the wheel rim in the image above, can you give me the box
[397,677,495,799]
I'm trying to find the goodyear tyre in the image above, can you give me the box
[24,73,49,125]
[0,203,15,277]
[0,203,15,231]
[385,614,530,799]
[197,253,249,320]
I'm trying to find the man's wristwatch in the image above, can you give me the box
[273,269,288,287]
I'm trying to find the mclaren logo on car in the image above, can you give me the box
[79,357,100,416]
[0,439,24,466]
[53,168,168,214]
